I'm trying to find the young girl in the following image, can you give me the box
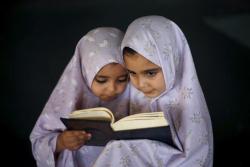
[93,15,213,166]
[30,27,130,167]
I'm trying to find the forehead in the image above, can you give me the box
[96,63,127,77]
[124,52,160,70]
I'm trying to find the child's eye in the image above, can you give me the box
[95,79,107,84]
[145,71,157,77]
[117,76,128,83]
[117,79,127,83]
[128,71,136,77]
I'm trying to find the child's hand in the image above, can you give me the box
[56,130,91,153]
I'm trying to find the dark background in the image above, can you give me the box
[2,0,250,166]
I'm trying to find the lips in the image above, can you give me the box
[142,90,157,97]
[141,90,153,94]
[101,95,117,101]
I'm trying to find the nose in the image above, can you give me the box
[107,81,116,94]
[134,77,146,91]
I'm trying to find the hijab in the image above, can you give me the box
[30,27,130,167]
[121,15,213,166]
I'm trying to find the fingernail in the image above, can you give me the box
[87,134,92,140]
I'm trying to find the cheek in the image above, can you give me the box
[157,82,166,93]
[129,77,139,88]
[155,75,166,92]
[91,84,104,96]
[116,83,127,93]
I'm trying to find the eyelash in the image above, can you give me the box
[117,78,128,83]
[95,77,128,84]
[95,79,107,84]
[129,71,158,78]
[145,71,158,77]
[128,71,136,76]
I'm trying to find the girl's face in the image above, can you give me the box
[91,63,128,101]
[124,52,166,98]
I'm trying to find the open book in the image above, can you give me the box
[60,107,173,146]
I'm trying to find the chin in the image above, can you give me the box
[100,96,116,101]
[143,93,158,98]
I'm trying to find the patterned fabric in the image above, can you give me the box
[30,27,130,167]
[93,15,213,167]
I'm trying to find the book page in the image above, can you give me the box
[69,107,115,122]
[111,112,168,131]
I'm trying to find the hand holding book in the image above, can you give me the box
[55,130,92,153]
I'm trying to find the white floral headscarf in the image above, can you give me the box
[119,15,213,166]
[30,27,130,167]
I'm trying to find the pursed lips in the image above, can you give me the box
[102,94,118,100]
[142,90,153,94]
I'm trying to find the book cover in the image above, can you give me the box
[60,117,174,146]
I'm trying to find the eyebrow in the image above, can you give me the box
[118,74,128,78]
[95,75,109,79]
[144,68,161,73]
[127,68,161,74]
[96,73,128,79]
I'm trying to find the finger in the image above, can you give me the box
[70,139,86,150]
[86,133,92,140]
[62,132,90,149]
[72,131,86,136]
[71,144,82,150]
[66,139,83,149]
[62,135,83,147]
[64,132,85,142]
[63,131,83,138]
[68,144,81,151]
[80,131,90,139]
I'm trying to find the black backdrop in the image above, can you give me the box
[2,0,250,166]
